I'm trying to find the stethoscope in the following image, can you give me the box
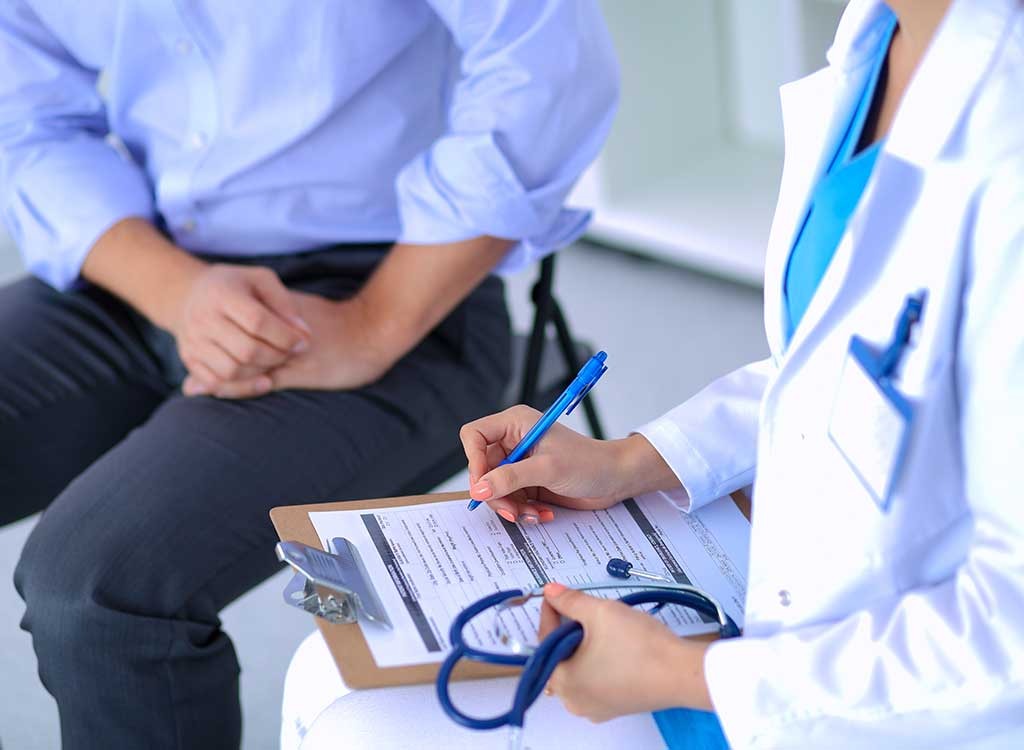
[436,558,740,748]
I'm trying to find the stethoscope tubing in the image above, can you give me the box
[437,586,740,731]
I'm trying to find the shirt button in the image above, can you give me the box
[175,38,193,56]
[778,589,792,607]
[180,218,196,233]
[189,131,208,150]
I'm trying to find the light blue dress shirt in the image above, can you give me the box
[0,1,619,290]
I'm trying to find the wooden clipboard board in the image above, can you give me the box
[270,490,752,689]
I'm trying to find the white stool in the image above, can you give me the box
[281,632,665,750]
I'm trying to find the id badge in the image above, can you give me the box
[828,336,914,512]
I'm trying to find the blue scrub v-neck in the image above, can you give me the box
[783,14,897,343]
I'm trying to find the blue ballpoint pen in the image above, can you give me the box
[467,351,608,511]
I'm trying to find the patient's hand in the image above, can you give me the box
[183,290,396,397]
[176,264,311,398]
[459,406,677,523]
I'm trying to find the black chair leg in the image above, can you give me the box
[519,256,556,407]
[518,255,606,440]
[549,298,606,440]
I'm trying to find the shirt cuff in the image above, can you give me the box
[395,132,589,273]
[705,635,791,749]
[6,144,154,290]
[633,416,719,513]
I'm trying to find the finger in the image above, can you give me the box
[483,491,551,525]
[209,375,274,400]
[477,454,554,502]
[543,582,600,621]
[210,314,293,368]
[460,423,497,485]
[182,355,222,390]
[182,373,211,397]
[224,291,308,355]
[460,406,541,478]
[246,269,311,341]
[538,597,563,640]
[267,361,307,393]
[191,339,247,381]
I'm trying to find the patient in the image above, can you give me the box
[0,2,616,747]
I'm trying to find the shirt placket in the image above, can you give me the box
[148,0,219,243]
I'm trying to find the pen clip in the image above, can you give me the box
[566,364,607,415]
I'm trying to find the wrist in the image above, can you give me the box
[660,638,714,712]
[152,255,207,333]
[609,433,681,499]
[331,294,407,372]
[82,217,207,332]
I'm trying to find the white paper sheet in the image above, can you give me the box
[308,495,749,668]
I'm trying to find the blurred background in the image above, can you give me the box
[0,0,845,747]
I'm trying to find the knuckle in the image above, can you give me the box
[509,404,533,420]
[243,308,268,332]
[238,339,259,361]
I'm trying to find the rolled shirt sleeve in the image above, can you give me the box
[397,0,619,272]
[0,1,153,290]
[634,359,775,512]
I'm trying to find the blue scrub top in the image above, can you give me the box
[783,14,897,342]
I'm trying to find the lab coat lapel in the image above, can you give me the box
[781,0,1016,360]
[764,0,897,357]
[762,67,868,357]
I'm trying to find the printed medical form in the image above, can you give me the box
[308,495,749,668]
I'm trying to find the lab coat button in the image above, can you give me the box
[189,131,208,150]
[180,218,196,233]
[175,38,193,56]
[778,589,792,607]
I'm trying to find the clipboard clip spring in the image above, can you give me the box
[282,573,358,625]
[276,539,392,629]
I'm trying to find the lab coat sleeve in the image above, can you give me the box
[0,1,154,290]
[633,359,774,512]
[703,166,1024,749]
[395,0,619,272]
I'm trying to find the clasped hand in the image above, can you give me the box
[173,264,389,399]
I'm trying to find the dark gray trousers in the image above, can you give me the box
[2,246,511,749]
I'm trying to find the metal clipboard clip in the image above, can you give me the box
[276,537,392,629]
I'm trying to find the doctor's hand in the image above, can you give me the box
[538,583,713,721]
[460,406,678,524]
[174,264,312,398]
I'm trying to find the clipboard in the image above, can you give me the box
[271,491,521,688]
[269,490,752,689]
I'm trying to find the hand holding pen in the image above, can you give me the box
[460,352,646,523]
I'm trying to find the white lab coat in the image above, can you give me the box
[635,0,1024,747]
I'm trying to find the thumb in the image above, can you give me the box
[542,582,599,621]
[479,455,551,501]
[247,269,311,336]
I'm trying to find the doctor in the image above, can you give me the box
[462,0,1024,746]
